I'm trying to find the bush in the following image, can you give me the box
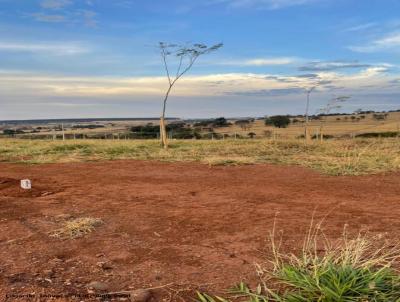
[356,132,399,138]
[248,132,256,138]
[130,122,193,139]
[265,116,291,128]
[373,114,388,121]
[194,118,230,128]
[198,221,400,302]
[311,134,334,140]
[130,124,159,138]
[213,117,230,127]
[72,124,105,129]
[2,129,24,136]
[235,120,251,130]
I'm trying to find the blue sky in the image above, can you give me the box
[0,0,399,119]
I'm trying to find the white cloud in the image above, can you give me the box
[211,0,320,9]
[0,41,90,55]
[30,1,98,26]
[220,57,297,66]
[40,0,73,9]
[350,32,400,53]
[0,66,393,100]
[30,12,66,22]
[343,22,377,32]
[1,67,398,119]
[299,60,371,71]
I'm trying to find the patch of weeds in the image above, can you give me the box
[2,138,400,175]
[49,217,103,239]
[50,143,91,152]
[198,219,400,301]
[206,156,255,166]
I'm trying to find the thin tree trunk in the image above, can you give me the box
[304,126,310,142]
[160,85,172,149]
[320,125,323,142]
[160,117,168,148]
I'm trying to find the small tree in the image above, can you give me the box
[373,113,388,121]
[235,119,251,130]
[265,115,291,128]
[158,42,223,148]
[318,95,350,141]
[248,132,256,139]
[304,86,316,142]
[212,117,230,127]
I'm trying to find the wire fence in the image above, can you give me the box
[1,121,399,141]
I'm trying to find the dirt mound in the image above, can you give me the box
[0,161,399,301]
[0,177,55,198]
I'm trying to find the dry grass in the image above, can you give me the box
[198,219,400,302]
[0,138,399,175]
[49,217,103,239]
[250,219,400,301]
[215,112,400,139]
[267,218,400,277]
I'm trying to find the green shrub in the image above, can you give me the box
[356,131,399,138]
[265,116,291,128]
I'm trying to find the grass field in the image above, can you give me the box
[214,112,400,139]
[1,138,399,175]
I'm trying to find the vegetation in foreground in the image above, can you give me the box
[198,221,400,302]
[0,138,399,175]
[49,217,103,240]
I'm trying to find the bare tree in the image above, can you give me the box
[304,86,316,142]
[158,42,223,148]
[317,95,350,141]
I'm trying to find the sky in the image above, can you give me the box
[0,0,399,119]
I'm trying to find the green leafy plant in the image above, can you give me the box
[197,292,229,302]
[198,219,400,302]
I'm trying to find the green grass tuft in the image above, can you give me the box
[198,219,400,302]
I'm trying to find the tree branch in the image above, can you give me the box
[172,55,198,85]
[161,47,172,86]
[175,55,183,79]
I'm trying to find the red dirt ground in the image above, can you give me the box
[0,161,400,301]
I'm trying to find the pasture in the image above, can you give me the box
[0,138,400,175]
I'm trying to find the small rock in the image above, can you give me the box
[87,281,109,291]
[129,289,152,302]
[96,253,105,258]
[56,214,73,220]
[43,269,54,277]
[41,191,53,197]
[97,261,113,270]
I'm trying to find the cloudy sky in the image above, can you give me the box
[0,0,399,119]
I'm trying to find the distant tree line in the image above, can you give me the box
[130,122,201,139]
[194,117,231,128]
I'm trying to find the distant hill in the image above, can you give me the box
[0,117,180,125]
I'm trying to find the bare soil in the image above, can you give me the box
[0,161,399,301]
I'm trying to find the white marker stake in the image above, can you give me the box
[21,179,32,190]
